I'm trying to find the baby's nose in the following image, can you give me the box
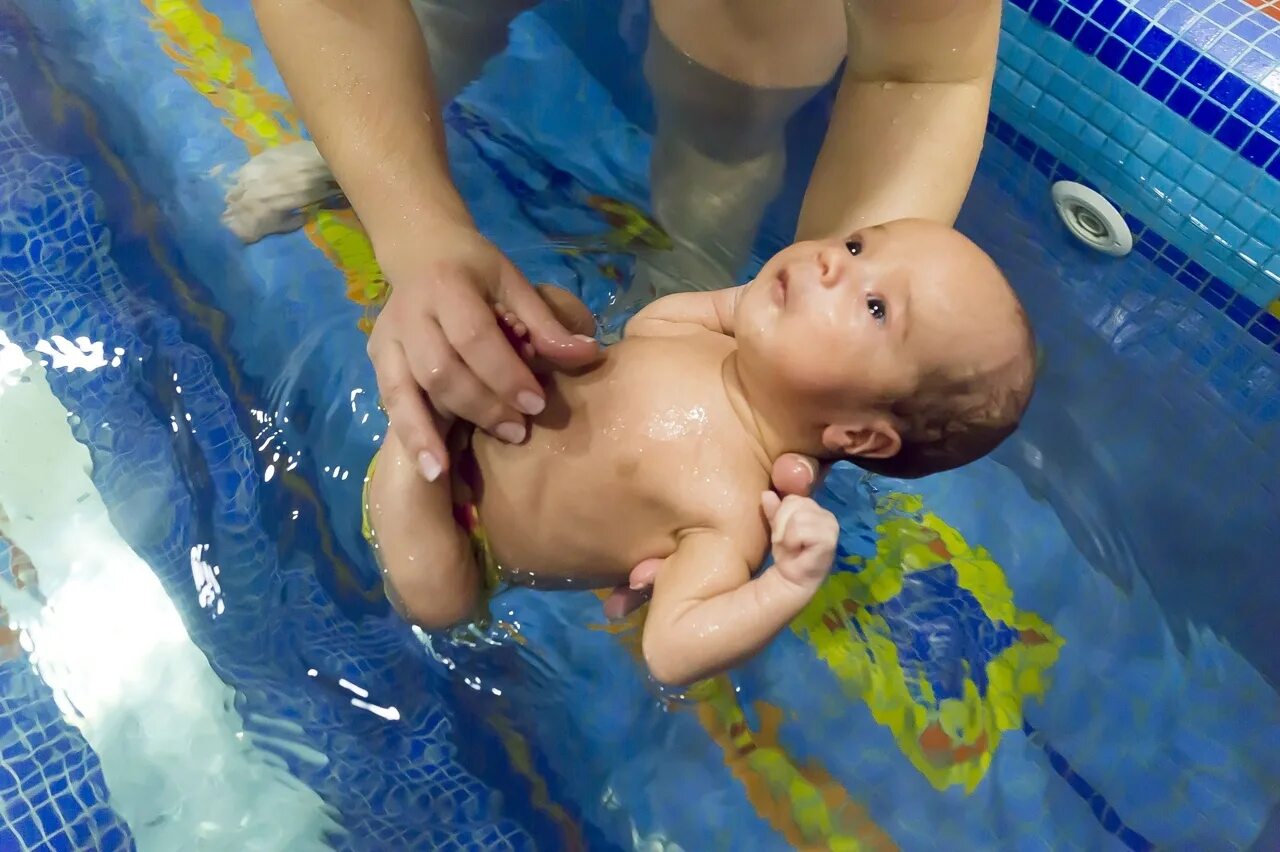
[816,245,848,286]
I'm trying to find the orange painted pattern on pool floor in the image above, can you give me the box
[1241,0,1280,24]
[591,599,897,850]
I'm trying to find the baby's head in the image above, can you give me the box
[734,219,1035,479]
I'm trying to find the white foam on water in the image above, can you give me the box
[0,350,338,851]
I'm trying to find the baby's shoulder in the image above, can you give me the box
[668,454,772,562]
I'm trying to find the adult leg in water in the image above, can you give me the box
[614,0,846,317]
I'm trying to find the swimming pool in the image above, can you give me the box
[1,0,1278,849]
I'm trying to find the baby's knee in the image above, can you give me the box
[385,571,479,631]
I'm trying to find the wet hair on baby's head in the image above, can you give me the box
[856,304,1036,480]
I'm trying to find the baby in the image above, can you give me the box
[364,218,1035,686]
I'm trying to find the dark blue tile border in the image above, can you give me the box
[986,112,1280,355]
[1008,0,1280,178]
[1023,719,1155,851]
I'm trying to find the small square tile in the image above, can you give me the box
[1209,74,1248,107]
[1114,10,1148,43]
[1215,115,1251,149]
[1194,206,1227,235]
[1052,7,1086,40]
[1218,295,1259,327]
[1092,0,1125,29]
[1201,284,1231,308]
[1209,33,1247,65]
[1241,132,1279,166]
[1098,35,1130,69]
[1120,52,1153,83]
[1206,2,1244,28]
[1030,0,1059,26]
[1157,146,1193,179]
[1172,184,1198,212]
[1142,66,1178,99]
[1247,321,1278,347]
[1159,3,1194,33]
[1136,26,1174,59]
[1233,89,1274,122]
[1217,221,1247,251]
[1186,18,1224,51]
[1231,17,1266,46]
[1261,30,1280,59]
[1163,41,1199,74]
[1264,109,1280,139]
[1186,56,1226,91]
[1241,239,1271,267]
[1191,99,1227,132]
[1162,242,1189,266]
[1135,132,1167,162]
[1168,82,1202,115]
[1256,215,1280,247]
[1076,20,1108,54]
[1236,50,1277,82]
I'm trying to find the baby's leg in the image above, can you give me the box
[365,429,481,629]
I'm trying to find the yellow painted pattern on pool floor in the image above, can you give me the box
[792,492,1063,793]
[141,0,387,320]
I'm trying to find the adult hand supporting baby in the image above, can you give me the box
[368,221,599,482]
[248,0,599,483]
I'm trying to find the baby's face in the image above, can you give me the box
[734,219,1025,414]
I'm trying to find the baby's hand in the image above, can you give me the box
[760,492,838,590]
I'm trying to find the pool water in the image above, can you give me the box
[1,2,1278,850]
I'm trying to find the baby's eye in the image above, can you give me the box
[845,239,863,257]
[867,295,886,323]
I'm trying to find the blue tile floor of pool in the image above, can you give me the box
[1,3,1278,851]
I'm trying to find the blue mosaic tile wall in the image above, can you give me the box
[995,0,1280,341]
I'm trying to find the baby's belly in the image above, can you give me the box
[467,438,678,588]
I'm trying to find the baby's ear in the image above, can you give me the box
[822,420,901,460]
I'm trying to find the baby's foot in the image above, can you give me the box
[492,303,536,362]
[222,141,342,243]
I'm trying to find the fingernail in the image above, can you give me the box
[516,391,545,416]
[418,451,442,482]
[573,334,596,344]
[495,421,527,444]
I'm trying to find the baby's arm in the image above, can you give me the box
[624,287,742,339]
[641,495,839,686]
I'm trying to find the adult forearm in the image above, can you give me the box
[251,0,470,243]
[795,74,990,239]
